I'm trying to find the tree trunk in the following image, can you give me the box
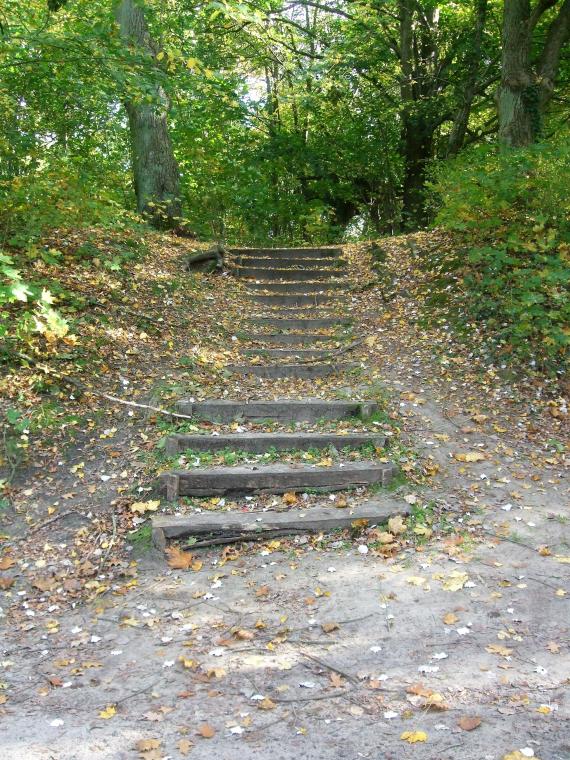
[497,0,535,146]
[116,0,182,229]
[448,0,488,156]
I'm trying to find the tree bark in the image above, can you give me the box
[448,0,488,156]
[497,0,570,146]
[497,0,535,146]
[116,0,182,228]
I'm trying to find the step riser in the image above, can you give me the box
[227,363,356,379]
[245,282,345,294]
[165,433,386,456]
[231,248,342,258]
[235,268,346,281]
[252,295,334,307]
[241,334,337,345]
[241,349,330,359]
[163,463,395,499]
[248,318,351,329]
[175,400,377,423]
[236,257,346,268]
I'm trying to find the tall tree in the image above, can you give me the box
[115,0,182,228]
[498,0,570,146]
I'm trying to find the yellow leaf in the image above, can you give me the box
[400,730,428,743]
[282,491,298,505]
[364,335,377,347]
[178,738,193,755]
[197,723,215,738]
[377,531,395,544]
[413,524,432,538]
[406,576,427,587]
[156,51,165,61]
[388,515,406,535]
[440,571,468,591]
[135,738,161,753]
[486,644,512,657]
[258,697,276,710]
[554,556,570,564]
[130,500,160,514]
[99,704,116,719]
[537,705,551,714]
[454,451,486,462]
[443,612,459,625]
[503,753,542,760]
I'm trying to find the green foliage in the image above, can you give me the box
[429,137,570,373]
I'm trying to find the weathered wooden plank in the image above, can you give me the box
[151,499,409,548]
[175,399,377,422]
[164,431,386,456]
[247,317,351,329]
[161,460,396,499]
[251,294,334,307]
[226,363,357,378]
[235,267,346,281]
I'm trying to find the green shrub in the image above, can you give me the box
[428,137,570,375]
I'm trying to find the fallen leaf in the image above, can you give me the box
[454,451,486,462]
[400,730,428,743]
[329,672,344,688]
[321,622,339,633]
[546,642,560,654]
[166,546,195,570]
[443,612,459,625]
[458,716,481,731]
[486,644,512,657]
[258,697,276,710]
[234,629,254,641]
[135,738,160,753]
[377,531,395,544]
[0,557,15,571]
[0,577,15,590]
[130,500,160,514]
[178,738,193,755]
[440,571,469,591]
[99,704,116,719]
[388,515,407,534]
[282,492,298,505]
[256,585,270,597]
[197,723,215,738]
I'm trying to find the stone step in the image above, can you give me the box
[226,363,357,379]
[245,282,345,294]
[162,460,396,499]
[235,267,346,281]
[236,256,346,269]
[241,333,338,345]
[241,348,331,359]
[251,294,334,307]
[164,431,385,456]
[152,499,409,549]
[248,317,352,330]
[231,247,342,258]
[175,399,376,422]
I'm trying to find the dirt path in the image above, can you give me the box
[0,241,568,760]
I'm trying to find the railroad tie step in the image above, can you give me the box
[164,431,386,456]
[226,363,357,379]
[234,267,347,281]
[230,247,343,259]
[162,461,396,500]
[175,399,377,422]
[235,256,347,269]
[248,317,352,329]
[245,281,346,294]
[241,333,340,345]
[152,500,410,549]
[240,348,332,359]
[251,294,334,307]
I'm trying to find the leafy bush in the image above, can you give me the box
[428,137,570,375]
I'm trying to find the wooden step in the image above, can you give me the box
[231,247,342,258]
[251,294,334,307]
[236,256,346,268]
[234,267,346,281]
[175,399,377,422]
[248,317,351,329]
[241,333,338,345]
[162,461,396,499]
[226,363,357,379]
[245,281,345,294]
[164,431,385,456]
[241,348,331,359]
[152,499,409,549]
